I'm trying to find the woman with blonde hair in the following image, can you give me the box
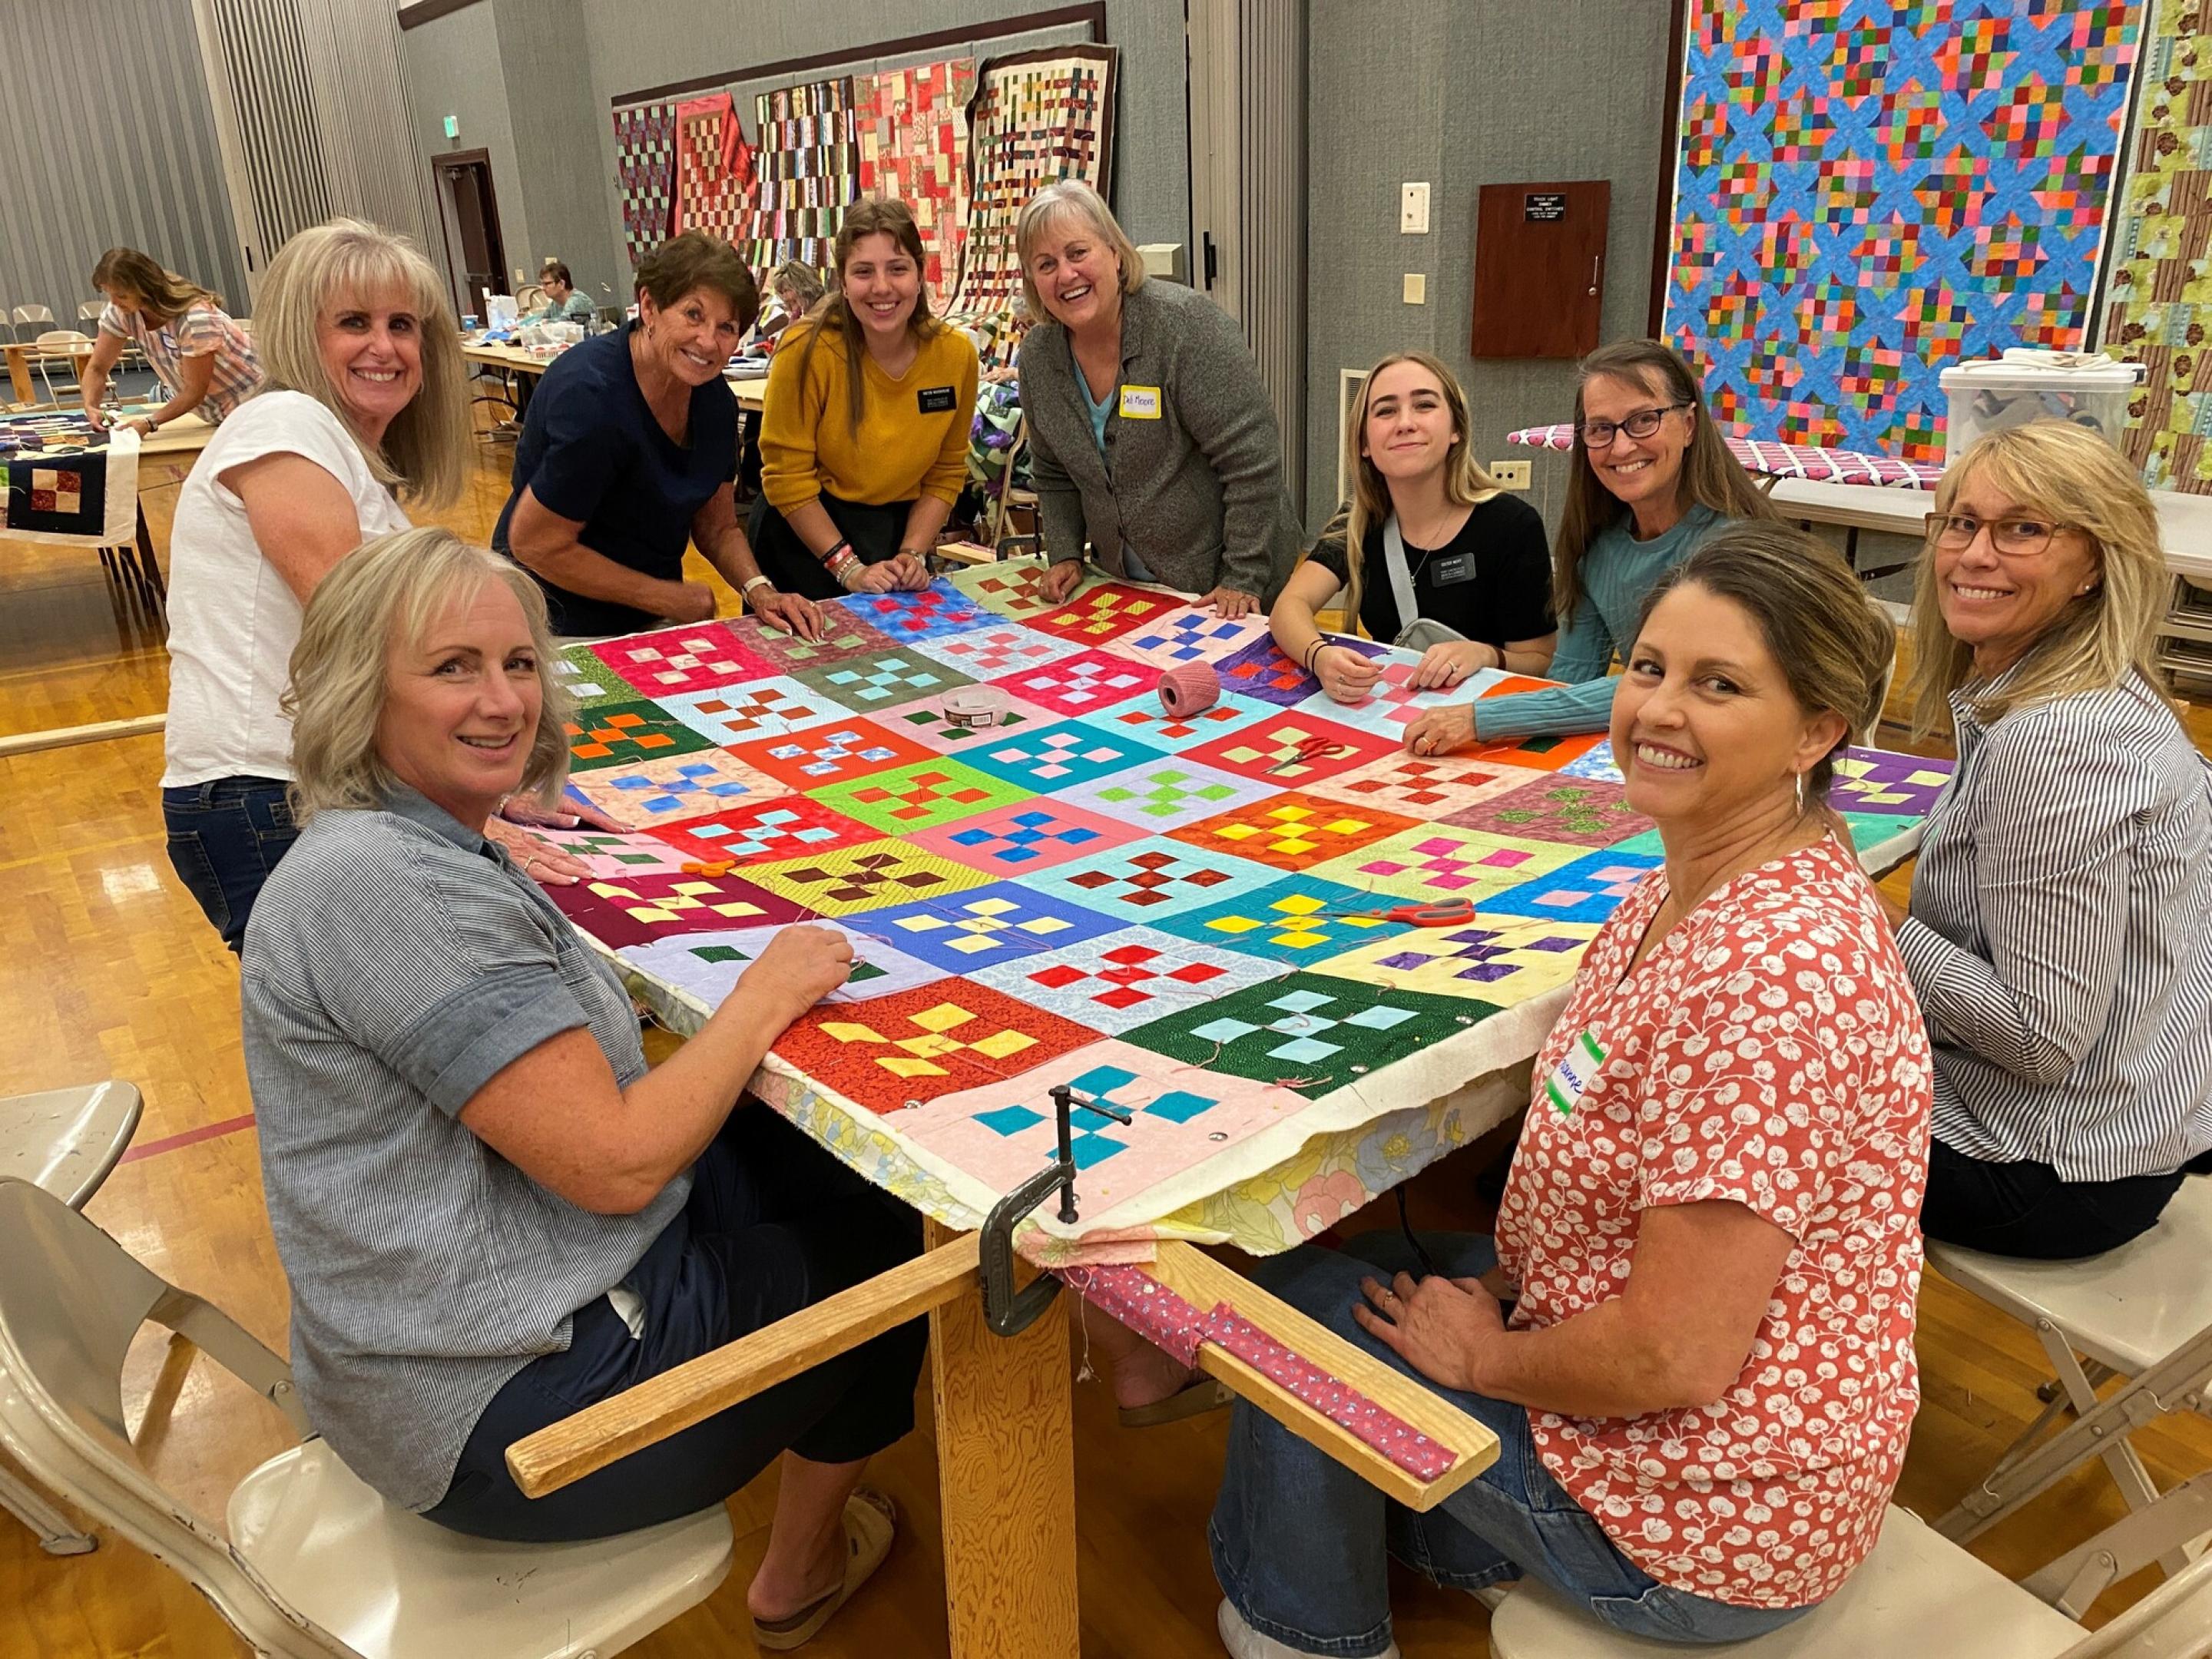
[243,527,921,1647]
[748,200,979,598]
[1404,339,1772,757]
[1016,177,1301,616]
[1271,351,1555,700]
[1883,421,2212,1257]
[161,217,473,949]
[78,245,261,434]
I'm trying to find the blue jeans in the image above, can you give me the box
[161,777,299,952]
[1210,1233,1816,1653]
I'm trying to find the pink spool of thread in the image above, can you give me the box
[1157,662,1220,717]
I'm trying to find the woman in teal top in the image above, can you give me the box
[1406,339,1773,755]
[527,261,598,324]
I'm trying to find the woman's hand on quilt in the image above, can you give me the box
[1410,639,1498,690]
[1199,584,1259,620]
[887,551,934,591]
[1316,644,1382,704]
[844,558,904,595]
[498,793,633,835]
[740,925,857,1023]
[1041,558,1085,604]
[482,816,590,886]
[1353,1270,1503,1394]
[1403,702,1477,758]
[750,585,825,641]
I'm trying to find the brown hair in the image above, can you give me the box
[1306,351,1508,628]
[1637,522,1896,797]
[90,247,220,324]
[791,199,941,436]
[634,230,759,325]
[1556,339,1773,621]
[1908,422,2171,735]
[538,260,573,287]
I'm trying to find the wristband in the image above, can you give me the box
[816,538,853,569]
[1303,638,1328,674]
[741,574,774,597]
[828,550,864,586]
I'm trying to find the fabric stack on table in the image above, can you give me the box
[0,406,144,547]
[545,561,1950,1257]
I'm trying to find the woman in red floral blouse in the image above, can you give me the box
[1206,525,1932,1657]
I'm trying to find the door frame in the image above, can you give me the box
[431,147,508,322]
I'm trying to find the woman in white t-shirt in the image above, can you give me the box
[161,219,474,950]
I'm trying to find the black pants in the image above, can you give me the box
[747,489,916,601]
[422,1104,926,1541]
[1922,1138,2190,1260]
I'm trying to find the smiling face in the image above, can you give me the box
[1025,210,1121,334]
[317,284,423,443]
[638,284,740,386]
[1580,370,1694,518]
[842,232,920,345]
[1361,360,1459,488]
[1933,469,2103,677]
[375,580,542,830]
[1611,582,1843,833]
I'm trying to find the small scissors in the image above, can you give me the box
[1268,732,1357,773]
[1322,898,1477,928]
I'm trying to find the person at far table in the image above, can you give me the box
[755,259,826,349]
[1881,421,2212,1259]
[1404,339,1772,759]
[1186,527,1925,1656]
[1017,179,1300,617]
[243,528,922,1651]
[79,245,262,435]
[748,200,979,601]
[161,218,471,951]
[1272,351,1555,702]
[495,230,823,641]
[524,260,598,325]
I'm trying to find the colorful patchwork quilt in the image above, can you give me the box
[551,565,1948,1252]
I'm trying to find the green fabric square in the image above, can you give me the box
[564,699,717,773]
[807,757,1035,836]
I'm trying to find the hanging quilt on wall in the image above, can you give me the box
[611,100,677,267]
[945,45,1119,354]
[857,58,977,300]
[739,77,863,272]
[674,93,755,247]
[1662,1,2142,462]
[2104,0,2212,493]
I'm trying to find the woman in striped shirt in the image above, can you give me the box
[78,246,262,435]
[1885,422,2212,1257]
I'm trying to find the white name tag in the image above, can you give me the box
[1543,1028,1607,1118]
[1118,385,1162,419]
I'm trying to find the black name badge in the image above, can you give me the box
[917,386,959,413]
[1431,553,1476,586]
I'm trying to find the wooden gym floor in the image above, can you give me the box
[5,436,2211,1657]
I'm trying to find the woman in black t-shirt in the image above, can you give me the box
[1271,352,1555,704]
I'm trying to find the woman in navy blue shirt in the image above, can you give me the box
[495,232,821,641]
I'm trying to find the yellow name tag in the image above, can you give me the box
[1118,385,1163,419]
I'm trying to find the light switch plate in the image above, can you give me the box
[1399,182,1431,235]
[1402,273,1427,305]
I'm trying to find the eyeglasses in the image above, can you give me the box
[1922,513,2078,557]
[1574,402,1690,448]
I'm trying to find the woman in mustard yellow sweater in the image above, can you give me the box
[748,200,981,599]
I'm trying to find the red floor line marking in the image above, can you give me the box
[118,1112,257,1164]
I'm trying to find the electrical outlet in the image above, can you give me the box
[1399,182,1431,235]
[1402,273,1427,305]
[1491,459,1532,489]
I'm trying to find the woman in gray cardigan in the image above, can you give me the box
[1015,180,1302,617]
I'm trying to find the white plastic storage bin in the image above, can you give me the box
[1940,351,2141,464]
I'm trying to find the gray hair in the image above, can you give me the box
[285,528,570,821]
[250,219,469,511]
[1014,179,1145,325]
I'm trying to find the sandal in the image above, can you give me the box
[1117,1373,1233,1428]
[751,1487,898,1651]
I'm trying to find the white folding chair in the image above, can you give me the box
[0,1177,733,1658]
[1928,1181,2212,1611]
[1488,1503,2212,1659]
[29,329,91,403]
[0,1079,142,1552]
[12,303,55,342]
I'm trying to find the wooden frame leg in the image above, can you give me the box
[925,1219,1079,1659]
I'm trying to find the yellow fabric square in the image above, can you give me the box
[881,1056,952,1077]
[821,1022,886,1045]
[971,1029,1039,1060]
[909,1004,975,1034]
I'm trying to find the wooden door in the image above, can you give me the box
[433,150,508,323]
[1469,180,1611,359]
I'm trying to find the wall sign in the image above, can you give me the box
[1525,193,1566,222]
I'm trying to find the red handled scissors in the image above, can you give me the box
[1268,731,1358,773]
[1321,898,1477,927]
